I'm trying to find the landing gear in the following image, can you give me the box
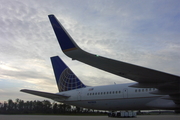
[108,111,137,118]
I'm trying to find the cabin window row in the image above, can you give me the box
[135,88,156,92]
[87,91,121,96]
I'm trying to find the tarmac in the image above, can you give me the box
[0,115,180,120]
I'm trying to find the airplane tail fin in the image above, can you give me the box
[51,56,86,92]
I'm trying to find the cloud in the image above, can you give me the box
[0,0,180,102]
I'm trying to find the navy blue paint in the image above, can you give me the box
[51,56,66,84]
[48,15,77,51]
[51,56,86,92]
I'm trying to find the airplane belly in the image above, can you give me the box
[63,97,157,110]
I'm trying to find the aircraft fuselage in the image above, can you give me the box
[56,83,167,110]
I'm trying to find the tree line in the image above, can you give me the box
[0,99,94,114]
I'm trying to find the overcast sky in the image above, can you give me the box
[0,0,180,102]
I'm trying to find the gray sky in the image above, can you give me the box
[0,0,180,102]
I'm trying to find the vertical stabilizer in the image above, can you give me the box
[50,56,86,92]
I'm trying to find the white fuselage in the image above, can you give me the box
[55,82,169,110]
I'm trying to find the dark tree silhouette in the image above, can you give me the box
[0,99,76,114]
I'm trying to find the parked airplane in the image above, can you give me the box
[21,14,180,116]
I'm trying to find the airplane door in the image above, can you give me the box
[123,88,128,98]
[77,89,82,101]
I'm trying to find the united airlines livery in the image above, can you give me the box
[20,14,180,117]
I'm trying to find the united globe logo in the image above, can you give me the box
[58,68,85,92]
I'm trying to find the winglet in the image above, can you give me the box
[48,14,79,52]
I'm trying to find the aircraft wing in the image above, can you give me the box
[48,15,180,102]
[20,89,70,101]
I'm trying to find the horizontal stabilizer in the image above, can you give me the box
[20,89,70,100]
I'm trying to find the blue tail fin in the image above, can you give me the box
[48,14,79,52]
[50,56,86,92]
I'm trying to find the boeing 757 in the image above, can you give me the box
[21,14,180,117]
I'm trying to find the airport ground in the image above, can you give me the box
[0,115,180,120]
